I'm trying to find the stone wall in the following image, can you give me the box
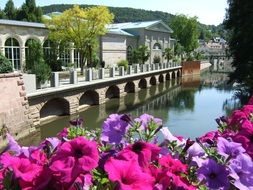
[182,61,201,76]
[0,73,33,143]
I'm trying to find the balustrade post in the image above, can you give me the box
[128,65,133,75]
[86,68,93,81]
[119,66,125,76]
[70,70,78,84]
[151,64,155,71]
[134,64,139,73]
[50,72,59,87]
[99,68,104,79]
[110,67,115,77]
[146,64,150,72]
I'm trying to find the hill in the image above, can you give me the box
[41,4,226,40]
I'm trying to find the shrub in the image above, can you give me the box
[117,59,129,70]
[0,53,13,73]
[153,55,161,63]
[32,62,51,84]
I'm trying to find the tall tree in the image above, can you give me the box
[45,5,114,74]
[16,0,42,22]
[4,0,16,20]
[0,9,5,19]
[225,0,253,93]
[171,14,199,53]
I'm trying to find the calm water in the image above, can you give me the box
[20,72,238,146]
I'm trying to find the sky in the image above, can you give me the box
[0,0,228,26]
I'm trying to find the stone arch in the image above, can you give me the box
[4,35,23,46]
[25,36,42,45]
[177,70,181,77]
[138,78,147,89]
[172,71,176,79]
[158,74,164,83]
[153,43,162,50]
[166,73,171,80]
[79,90,99,106]
[124,81,135,93]
[106,85,120,99]
[40,98,70,119]
[150,76,157,86]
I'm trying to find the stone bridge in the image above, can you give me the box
[27,66,182,126]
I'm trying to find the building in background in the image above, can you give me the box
[0,19,174,71]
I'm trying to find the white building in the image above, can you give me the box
[0,19,175,71]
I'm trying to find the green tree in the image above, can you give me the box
[26,40,51,84]
[16,0,42,22]
[225,0,253,93]
[0,53,13,73]
[171,14,199,52]
[0,9,5,19]
[132,45,150,64]
[4,0,16,20]
[164,48,174,63]
[45,5,114,74]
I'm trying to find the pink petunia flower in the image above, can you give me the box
[104,157,155,190]
[50,137,99,188]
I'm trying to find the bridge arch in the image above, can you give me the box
[150,76,157,86]
[177,70,181,77]
[106,85,120,99]
[138,78,147,89]
[166,73,171,80]
[172,71,176,79]
[40,98,70,119]
[79,90,99,106]
[124,81,135,93]
[158,74,164,83]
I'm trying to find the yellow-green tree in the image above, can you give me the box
[44,5,114,74]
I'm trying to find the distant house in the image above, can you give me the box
[196,37,227,56]
[0,19,174,71]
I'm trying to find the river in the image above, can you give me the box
[20,69,239,146]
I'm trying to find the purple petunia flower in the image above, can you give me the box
[101,114,129,144]
[217,137,245,159]
[197,158,229,190]
[135,113,162,130]
[69,118,84,127]
[229,154,253,190]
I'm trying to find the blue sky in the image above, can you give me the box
[0,0,228,25]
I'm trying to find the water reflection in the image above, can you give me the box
[20,73,238,146]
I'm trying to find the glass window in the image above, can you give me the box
[5,38,21,70]
[127,46,132,64]
[59,48,71,66]
[74,49,81,68]
[153,43,162,50]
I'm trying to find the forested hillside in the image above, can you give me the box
[41,4,227,40]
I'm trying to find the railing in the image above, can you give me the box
[24,62,181,93]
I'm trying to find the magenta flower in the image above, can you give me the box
[241,105,253,118]
[104,157,154,190]
[57,127,69,139]
[135,113,162,130]
[101,114,129,144]
[159,154,187,174]
[228,110,248,128]
[217,137,245,158]
[199,131,220,144]
[197,158,229,190]
[50,137,99,187]
[1,153,43,188]
[124,141,161,168]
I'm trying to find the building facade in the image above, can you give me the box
[0,19,174,70]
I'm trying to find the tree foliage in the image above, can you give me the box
[164,48,174,63]
[132,45,150,64]
[42,4,228,40]
[45,5,114,74]
[16,0,42,22]
[4,0,16,20]
[0,53,13,73]
[171,14,199,53]
[225,0,253,92]
[26,40,51,83]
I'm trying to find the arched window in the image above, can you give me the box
[43,39,53,58]
[25,39,39,60]
[127,46,132,64]
[59,43,71,66]
[74,49,80,68]
[5,38,21,70]
[153,43,162,50]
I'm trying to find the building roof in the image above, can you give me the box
[0,19,46,29]
[107,29,134,36]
